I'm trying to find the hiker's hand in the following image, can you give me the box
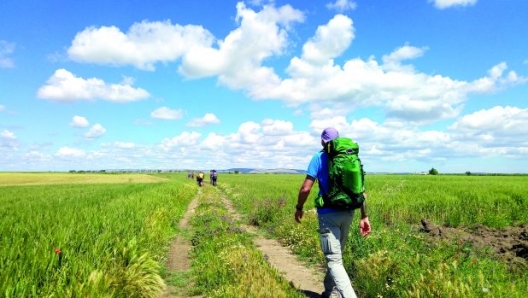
[360,217,371,237]
[295,210,303,223]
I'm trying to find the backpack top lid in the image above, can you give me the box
[324,137,359,157]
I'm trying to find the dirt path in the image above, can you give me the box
[161,185,325,297]
[161,189,202,298]
[219,192,324,297]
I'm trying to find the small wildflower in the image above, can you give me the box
[55,248,63,268]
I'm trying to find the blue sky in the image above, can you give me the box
[1,0,527,173]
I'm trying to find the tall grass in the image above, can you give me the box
[3,172,527,297]
[218,173,528,297]
[0,174,194,297]
[187,185,306,298]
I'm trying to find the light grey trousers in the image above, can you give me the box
[318,210,358,298]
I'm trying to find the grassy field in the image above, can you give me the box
[1,172,527,297]
[217,173,528,297]
[0,172,193,297]
[0,172,167,186]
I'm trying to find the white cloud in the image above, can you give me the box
[113,141,135,149]
[151,107,184,120]
[37,69,150,103]
[68,20,215,71]
[54,4,526,129]
[0,104,5,112]
[56,147,86,158]
[300,14,354,65]
[0,130,17,149]
[70,115,89,127]
[84,124,106,139]
[382,44,427,71]
[0,40,15,68]
[261,119,294,136]
[187,113,220,127]
[430,0,477,9]
[202,132,227,150]
[160,131,202,151]
[179,2,304,84]
[450,106,528,136]
[467,62,526,94]
[268,28,525,124]
[24,151,50,161]
[326,0,357,12]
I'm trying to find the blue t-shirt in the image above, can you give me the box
[306,151,338,214]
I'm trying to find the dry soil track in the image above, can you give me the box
[161,185,325,298]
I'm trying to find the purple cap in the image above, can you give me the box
[321,127,339,143]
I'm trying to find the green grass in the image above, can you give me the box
[186,185,306,298]
[2,172,527,297]
[0,172,167,186]
[0,173,194,297]
[217,173,528,298]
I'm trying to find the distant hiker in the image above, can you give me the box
[295,127,371,298]
[210,170,218,186]
[196,171,204,187]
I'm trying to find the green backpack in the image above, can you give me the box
[317,137,366,210]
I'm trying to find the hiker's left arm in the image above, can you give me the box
[359,193,371,237]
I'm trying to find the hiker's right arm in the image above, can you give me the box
[295,175,315,223]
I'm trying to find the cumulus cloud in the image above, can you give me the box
[151,107,184,120]
[382,44,427,71]
[56,147,86,158]
[56,4,527,129]
[84,124,106,139]
[0,40,15,68]
[301,14,354,65]
[70,115,89,127]
[326,0,357,12]
[37,69,150,102]
[113,141,135,149]
[0,129,18,149]
[179,2,304,83]
[268,26,525,124]
[160,131,202,151]
[68,20,215,71]
[450,106,528,137]
[187,113,220,127]
[430,0,477,9]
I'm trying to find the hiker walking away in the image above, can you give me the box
[295,127,371,298]
[196,171,204,187]
[211,169,218,186]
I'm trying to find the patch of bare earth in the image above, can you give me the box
[420,219,528,268]
[161,189,202,298]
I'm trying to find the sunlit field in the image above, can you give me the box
[218,173,528,297]
[0,172,167,186]
[0,172,192,297]
[1,172,527,297]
